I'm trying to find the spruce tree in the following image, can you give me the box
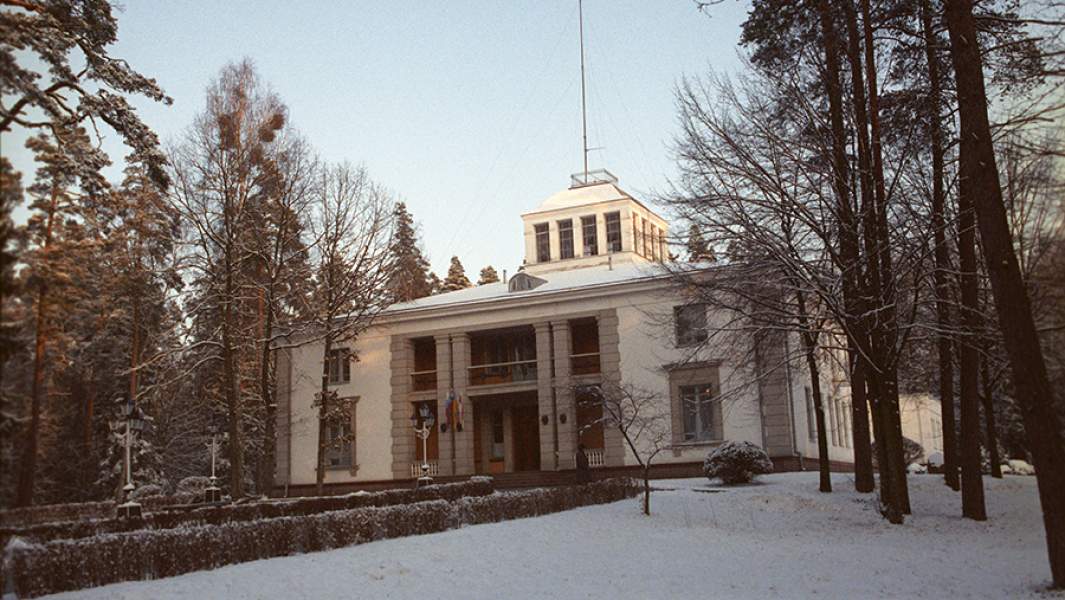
[441,256,472,292]
[477,265,500,285]
[386,203,432,302]
[686,224,714,262]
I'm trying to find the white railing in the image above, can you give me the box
[410,461,440,478]
[586,449,605,468]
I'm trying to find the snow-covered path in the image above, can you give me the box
[43,473,1055,599]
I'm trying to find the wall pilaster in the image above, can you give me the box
[551,320,575,469]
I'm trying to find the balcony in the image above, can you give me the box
[570,352,601,375]
[469,360,538,387]
[411,370,437,392]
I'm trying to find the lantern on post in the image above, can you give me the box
[115,395,147,520]
[410,404,435,488]
[204,422,224,503]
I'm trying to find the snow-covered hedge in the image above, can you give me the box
[0,479,495,549]
[4,478,640,598]
[703,441,774,485]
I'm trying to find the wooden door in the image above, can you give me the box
[512,405,541,472]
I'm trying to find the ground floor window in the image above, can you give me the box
[324,397,357,470]
[668,362,723,445]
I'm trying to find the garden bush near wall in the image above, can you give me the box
[0,493,199,529]
[0,479,496,549]
[5,478,640,598]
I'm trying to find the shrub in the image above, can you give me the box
[176,476,211,496]
[871,436,925,468]
[128,484,165,501]
[5,478,640,598]
[703,441,774,485]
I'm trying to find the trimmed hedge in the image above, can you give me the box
[5,478,640,598]
[0,479,495,549]
[0,493,199,529]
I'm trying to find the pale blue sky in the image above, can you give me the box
[4,1,750,276]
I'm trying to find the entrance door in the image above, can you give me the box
[512,405,541,472]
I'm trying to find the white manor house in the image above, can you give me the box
[274,171,857,493]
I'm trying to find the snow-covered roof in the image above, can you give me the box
[522,182,633,216]
[386,261,673,315]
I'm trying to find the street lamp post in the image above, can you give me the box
[410,404,435,488]
[115,396,147,519]
[204,423,223,503]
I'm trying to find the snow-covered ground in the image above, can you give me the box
[41,473,1057,599]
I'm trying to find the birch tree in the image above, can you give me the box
[306,163,394,496]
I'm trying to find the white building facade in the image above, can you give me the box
[275,172,855,492]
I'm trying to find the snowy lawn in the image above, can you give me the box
[40,472,1058,599]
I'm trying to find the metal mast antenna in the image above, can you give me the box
[578,0,589,183]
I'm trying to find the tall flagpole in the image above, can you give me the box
[579,0,589,183]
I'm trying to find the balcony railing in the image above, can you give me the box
[570,352,601,375]
[586,448,605,468]
[468,359,538,386]
[411,370,437,392]
[409,461,439,478]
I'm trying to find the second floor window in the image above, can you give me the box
[582,215,598,256]
[558,219,574,259]
[674,304,707,347]
[535,223,550,262]
[605,211,621,252]
[325,348,351,384]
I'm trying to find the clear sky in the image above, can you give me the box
[4,0,751,277]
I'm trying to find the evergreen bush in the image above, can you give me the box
[703,441,774,484]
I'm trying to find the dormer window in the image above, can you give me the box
[605,212,621,252]
[558,219,574,259]
[535,223,550,262]
[581,215,598,256]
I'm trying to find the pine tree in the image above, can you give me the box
[441,256,472,292]
[1,0,172,188]
[386,203,431,302]
[477,265,500,285]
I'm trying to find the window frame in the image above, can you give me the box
[325,348,352,385]
[558,218,574,259]
[581,215,598,256]
[667,362,723,446]
[535,223,550,262]
[324,397,358,472]
[605,211,622,252]
[674,304,708,347]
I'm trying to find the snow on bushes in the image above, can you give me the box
[703,441,774,485]
[0,479,496,548]
[176,476,211,497]
[4,478,640,598]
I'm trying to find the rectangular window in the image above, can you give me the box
[632,214,639,254]
[535,223,550,262]
[826,393,837,446]
[650,225,658,261]
[680,383,716,442]
[558,219,574,259]
[641,218,649,258]
[325,399,356,469]
[605,211,622,252]
[325,348,351,384]
[805,386,816,441]
[674,304,707,347]
[581,215,598,256]
[659,228,668,261]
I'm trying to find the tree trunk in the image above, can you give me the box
[920,0,959,492]
[850,354,874,492]
[643,465,651,516]
[801,329,832,493]
[816,0,870,497]
[316,332,333,497]
[222,260,244,499]
[945,3,1065,575]
[259,301,277,496]
[15,183,59,507]
[981,354,1002,479]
